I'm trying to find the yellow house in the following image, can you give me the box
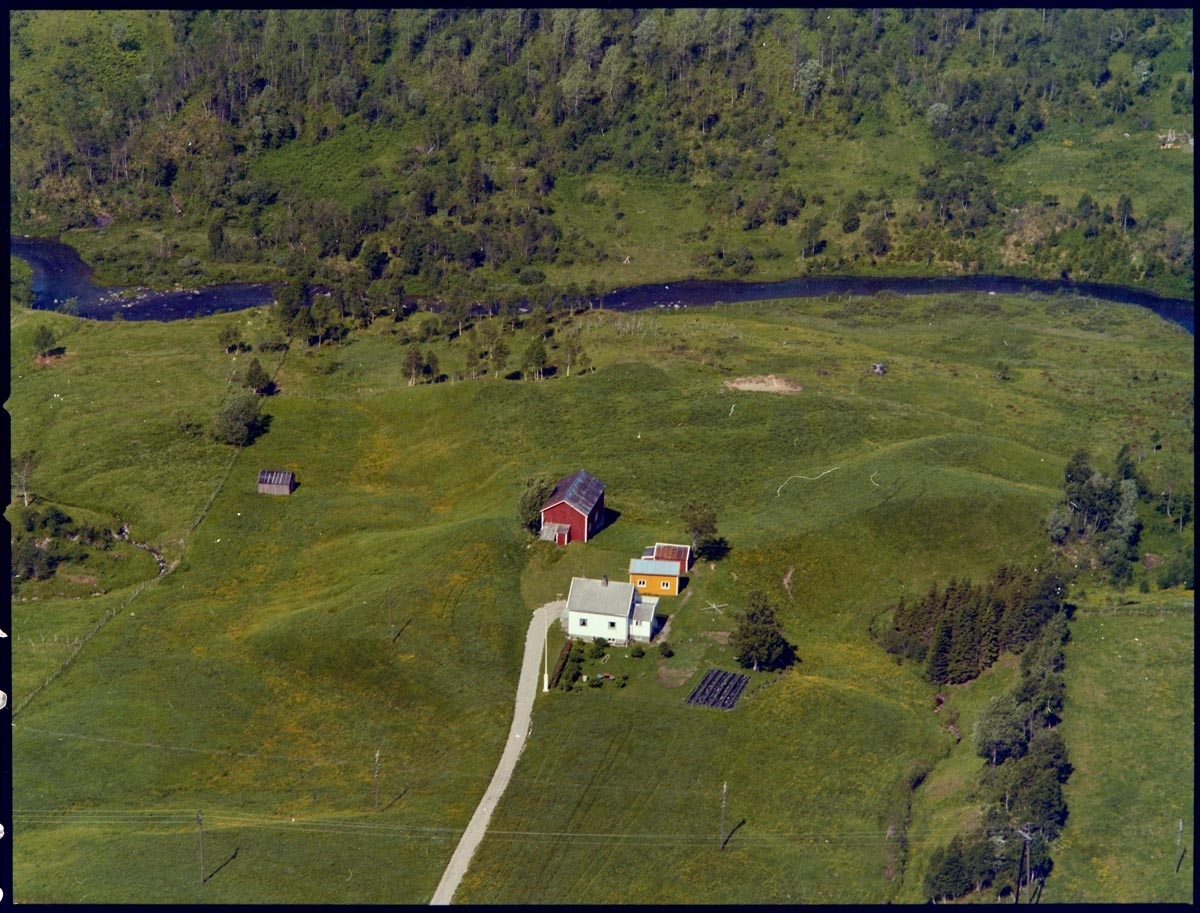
[628,557,681,596]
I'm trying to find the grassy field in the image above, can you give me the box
[1043,596,1194,903]
[8,287,1193,903]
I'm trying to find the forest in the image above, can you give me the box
[8,8,1195,307]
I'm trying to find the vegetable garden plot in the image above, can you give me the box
[685,669,750,710]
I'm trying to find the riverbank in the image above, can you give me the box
[12,234,1193,334]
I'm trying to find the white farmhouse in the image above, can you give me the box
[565,575,644,644]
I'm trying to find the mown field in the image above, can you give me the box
[8,287,1193,903]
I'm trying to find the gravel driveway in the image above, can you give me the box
[429,600,563,905]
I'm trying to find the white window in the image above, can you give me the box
[637,579,647,587]
[608,621,617,629]
[661,580,670,590]
[579,618,587,627]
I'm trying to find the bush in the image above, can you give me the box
[211,393,267,446]
[657,641,674,658]
[589,637,608,659]
[630,644,645,658]
[559,657,582,689]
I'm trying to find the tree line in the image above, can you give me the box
[9,8,1194,301]
[874,565,1068,685]
[873,429,1193,900]
[923,615,1073,902]
[1045,445,1192,588]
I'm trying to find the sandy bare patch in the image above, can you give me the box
[703,630,731,645]
[724,374,803,393]
[658,665,694,687]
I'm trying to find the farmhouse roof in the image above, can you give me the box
[257,469,294,486]
[629,558,680,577]
[566,576,635,618]
[542,470,605,515]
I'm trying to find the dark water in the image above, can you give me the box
[11,234,1194,334]
[10,235,276,321]
[600,275,1194,335]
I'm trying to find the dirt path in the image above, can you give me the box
[429,600,564,905]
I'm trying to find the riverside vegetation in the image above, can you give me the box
[8,7,1195,905]
[8,8,1195,306]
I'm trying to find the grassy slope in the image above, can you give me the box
[1044,598,1194,903]
[8,290,1193,903]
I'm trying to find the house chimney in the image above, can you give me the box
[602,575,608,587]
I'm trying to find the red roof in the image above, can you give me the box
[653,543,691,568]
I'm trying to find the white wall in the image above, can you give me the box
[567,611,629,643]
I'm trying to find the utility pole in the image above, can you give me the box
[374,749,381,812]
[197,811,205,885]
[543,605,550,693]
[1016,826,1033,903]
[720,781,728,850]
[1177,818,1184,872]
[545,596,560,693]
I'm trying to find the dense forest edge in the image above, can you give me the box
[9,8,1195,311]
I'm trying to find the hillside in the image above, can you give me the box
[8,7,1194,905]
[7,286,1193,903]
[9,8,1195,302]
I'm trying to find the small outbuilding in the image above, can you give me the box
[871,363,887,376]
[257,469,296,495]
[540,470,606,544]
[641,542,692,576]
[629,557,683,596]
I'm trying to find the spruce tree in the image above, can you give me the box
[926,616,953,684]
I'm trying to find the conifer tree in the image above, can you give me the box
[731,591,796,672]
[926,616,953,684]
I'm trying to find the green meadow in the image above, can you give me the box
[8,288,1193,903]
[1044,597,1194,904]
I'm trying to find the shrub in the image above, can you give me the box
[630,644,645,658]
[657,641,674,658]
[211,393,267,446]
[559,657,582,689]
[589,637,608,659]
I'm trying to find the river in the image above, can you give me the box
[11,234,1194,334]
[10,235,276,322]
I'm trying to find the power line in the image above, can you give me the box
[13,804,1176,850]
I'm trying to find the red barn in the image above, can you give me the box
[539,470,606,545]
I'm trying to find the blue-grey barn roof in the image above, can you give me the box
[542,470,605,515]
[629,558,680,577]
